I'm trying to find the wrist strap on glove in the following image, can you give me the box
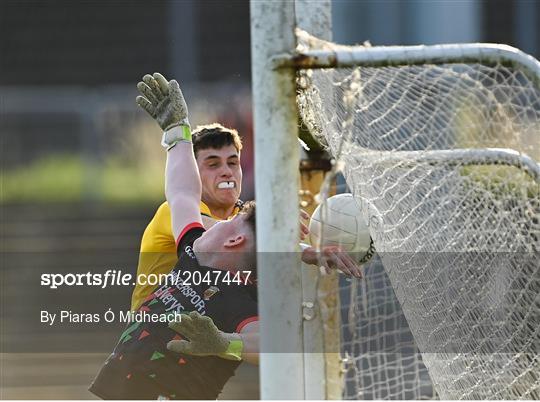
[218,338,243,361]
[162,125,192,149]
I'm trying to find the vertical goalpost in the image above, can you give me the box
[251,1,304,399]
[250,0,333,399]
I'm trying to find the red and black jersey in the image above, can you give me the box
[89,224,258,400]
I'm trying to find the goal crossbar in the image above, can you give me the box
[273,41,540,85]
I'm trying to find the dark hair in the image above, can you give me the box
[239,201,257,281]
[192,123,243,159]
[239,200,256,237]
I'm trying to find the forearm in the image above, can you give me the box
[165,138,202,203]
[165,136,203,240]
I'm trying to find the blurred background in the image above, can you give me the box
[1,0,538,399]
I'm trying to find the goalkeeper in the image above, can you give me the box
[90,73,260,400]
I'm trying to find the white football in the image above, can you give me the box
[309,193,372,258]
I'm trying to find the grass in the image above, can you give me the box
[1,154,165,204]
[1,119,169,204]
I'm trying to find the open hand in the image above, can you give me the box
[301,245,363,278]
[167,311,229,357]
[136,72,189,131]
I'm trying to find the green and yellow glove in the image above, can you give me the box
[135,72,191,148]
[167,311,243,361]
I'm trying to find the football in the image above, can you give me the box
[309,193,372,259]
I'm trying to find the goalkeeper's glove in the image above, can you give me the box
[167,311,243,361]
[135,72,192,147]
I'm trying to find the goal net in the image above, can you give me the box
[295,30,540,400]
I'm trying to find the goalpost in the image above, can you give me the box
[251,1,336,399]
[251,1,539,399]
[250,1,305,399]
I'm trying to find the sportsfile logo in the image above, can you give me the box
[41,269,253,289]
[41,270,131,289]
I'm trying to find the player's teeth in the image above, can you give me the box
[218,182,234,189]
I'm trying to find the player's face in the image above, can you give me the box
[196,145,242,213]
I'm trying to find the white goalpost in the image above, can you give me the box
[250,1,334,399]
[251,1,539,400]
[250,1,311,399]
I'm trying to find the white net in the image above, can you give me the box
[297,31,540,400]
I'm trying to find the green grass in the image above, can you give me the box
[1,154,165,204]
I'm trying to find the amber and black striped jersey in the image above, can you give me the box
[90,224,257,400]
[131,200,244,310]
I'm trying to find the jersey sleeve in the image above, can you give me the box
[176,223,205,258]
[211,284,258,334]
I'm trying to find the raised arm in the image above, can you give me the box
[136,73,202,241]
[166,142,202,241]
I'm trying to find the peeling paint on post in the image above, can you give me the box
[250,0,304,399]
[251,1,333,399]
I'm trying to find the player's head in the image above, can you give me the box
[192,124,243,216]
[194,201,256,271]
